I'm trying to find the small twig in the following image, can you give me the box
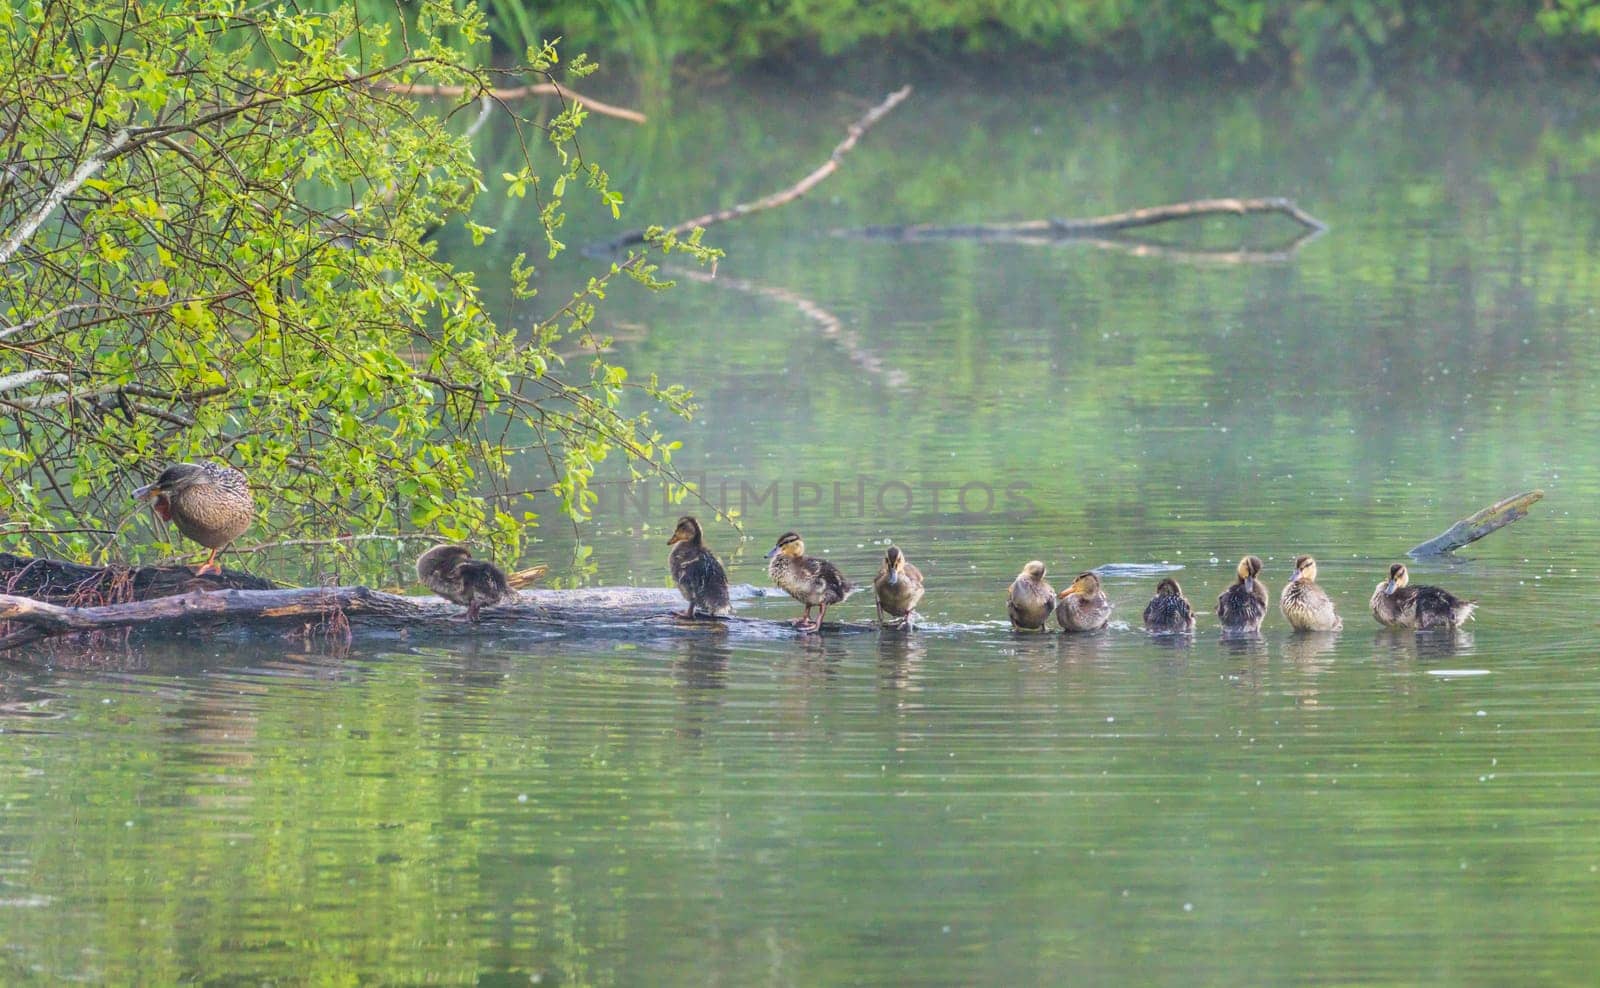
[595,86,912,253]
[228,533,448,554]
[365,77,646,123]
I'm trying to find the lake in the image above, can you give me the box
[4,72,1600,984]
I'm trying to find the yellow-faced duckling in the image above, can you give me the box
[873,545,925,629]
[1280,554,1342,631]
[766,531,857,631]
[1057,570,1112,632]
[1143,577,1196,633]
[667,515,731,619]
[416,545,516,622]
[1216,554,1270,633]
[132,461,254,575]
[1371,563,1476,630]
[1007,560,1056,631]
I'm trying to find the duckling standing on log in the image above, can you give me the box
[1143,577,1196,633]
[873,545,924,630]
[766,531,857,631]
[1057,571,1112,632]
[1370,563,1476,630]
[1280,555,1342,631]
[1216,555,1270,633]
[1007,561,1056,631]
[416,545,516,622]
[132,461,254,575]
[667,515,732,619]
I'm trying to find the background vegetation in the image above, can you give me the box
[324,0,1600,83]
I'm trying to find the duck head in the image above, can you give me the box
[766,531,804,560]
[884,545,906,585]
[1290,555,1318,584]
[1061,571,1101,599]
[1382,563,1409,595]
[668,515,703,546]
[1235,555,1264,591]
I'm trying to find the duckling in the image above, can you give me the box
[1006,561,1056,631]
[667,515,731,619]
[873,545,925,629]
[1279,555,1342,631]
[1143,577,1196,633]
[765,531,857,630]
[416,545,516,622]
[132,461,254,575]
[1057,570,1112,632]
[1216,554,1270,633]
[1370,563,1476,630]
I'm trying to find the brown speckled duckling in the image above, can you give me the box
[416,545,516,622]
[132,461,254,575]
[1370,563,1476,630]
[1216,555,1270,633]
[1057,571,1112,632]
[667,515,731,619]
[766,531,857,631]
[1280,555,1342,631]
[1007,560,1055,631]
[1143,577,1196,633]
[873,545,925,629]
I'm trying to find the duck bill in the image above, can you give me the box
[887,569,899,586]
[1382,579,1396,595]
[667,532,687,545]
[131,482,161,500]
[1244,576,1255,592]
[764,546,778,560]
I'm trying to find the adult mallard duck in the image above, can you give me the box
[132,461,254,575]
[1280,554,1342,631]
[873,545,924,629]
[1216,554,1270,633]
[1057,570,1112,632]
[416,544,516,622]
[1007,560,1056,631]
[766,531,856,631]
[667,515,731,619]
[1371,563,1476,630]
[1143,577,1196,633]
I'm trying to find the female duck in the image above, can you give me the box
[1057,571,1112,632]
[873,545,924,629]
[132,461,254,575]
[667,515,732,619]
[416,545,516,622]
[1143,577,1196,633]
[1280,555,1342,631]
[766,531,857,631]
[1371,563,1476,630]
[1216,555,1270,633]
[1007,561,1056,631]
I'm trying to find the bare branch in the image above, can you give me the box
[0,126,131,266]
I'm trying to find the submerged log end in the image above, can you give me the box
[1407,489,1545,557]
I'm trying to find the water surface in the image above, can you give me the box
[5,74,1600,984]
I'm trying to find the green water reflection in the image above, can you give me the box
[4,75,1600,983]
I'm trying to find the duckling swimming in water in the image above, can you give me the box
[667,515,731,619]
[1216,555,1270,633]
[416,545,516,622]
[1056,571,1112,632]
[766,531,857,631]
[1370,563,1476,630]
[132,461,254,575]
[873,545,924,629]
[1280,555,1342,631]
[1007,561,1056,631]
[1143,577,1196,633]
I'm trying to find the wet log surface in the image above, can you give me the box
[0,557,875,656]
[0,552,276,603]
[1407,490,1545,557]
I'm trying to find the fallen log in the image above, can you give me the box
[0,552,276,604]
[593,85,913,253]
[1407,490,1544,557]
[846,196,1327,242]
[0,584,872,657]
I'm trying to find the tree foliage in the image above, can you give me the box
[0,0,714,566]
